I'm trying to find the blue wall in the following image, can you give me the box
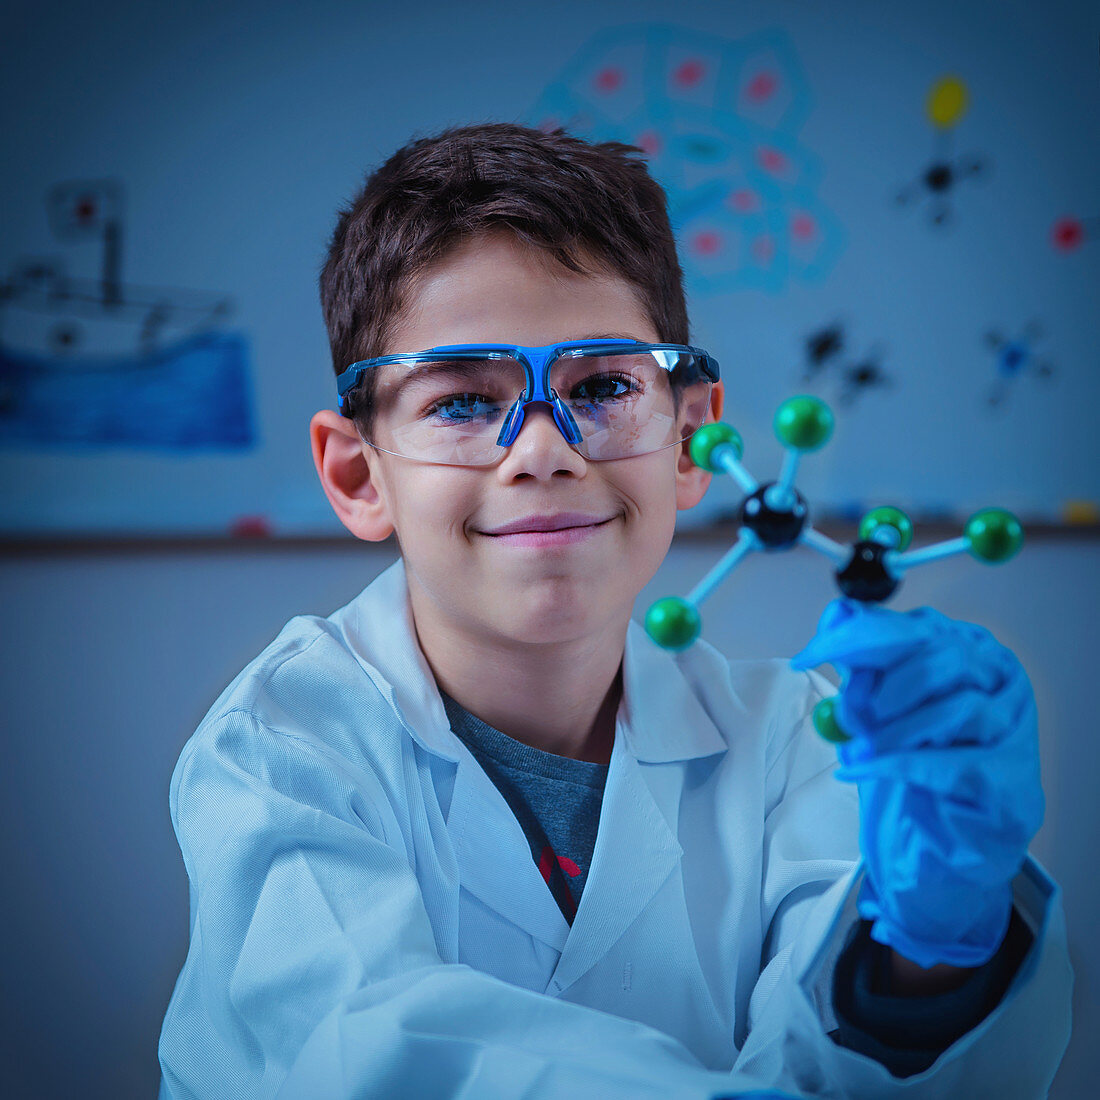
[2,0,1098,534]
[2,0,1098,1096]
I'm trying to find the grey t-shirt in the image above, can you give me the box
[440,690,608,925]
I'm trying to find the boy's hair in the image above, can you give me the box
[319,121,689,435]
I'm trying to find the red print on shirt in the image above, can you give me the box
[538,846,580,883]
[538,845,580,920]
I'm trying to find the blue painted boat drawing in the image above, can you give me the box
[0,178,256,451]
[0,329,254,449]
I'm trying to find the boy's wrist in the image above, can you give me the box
[831,909,1034,1062]
[884,949,976,997]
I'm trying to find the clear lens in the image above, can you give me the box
[360,348,712,466]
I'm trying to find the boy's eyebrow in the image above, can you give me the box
[387,358,500,396]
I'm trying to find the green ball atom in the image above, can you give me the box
[965,509,1024,563]
[689,422,743,473]
[812,697,851,744]
[859,506,914,552]
[645,597,701,651]
[774,396,834,452]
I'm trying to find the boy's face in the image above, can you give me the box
[312,230,720,650]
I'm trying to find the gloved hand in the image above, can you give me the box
[790,598,1043,969]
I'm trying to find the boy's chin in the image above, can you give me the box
[482,598,632,647]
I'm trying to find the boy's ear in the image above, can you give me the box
[708,379,724,424]
[675,379,725,511]
[309,410,395,541]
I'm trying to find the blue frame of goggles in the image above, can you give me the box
[336,339,721,457]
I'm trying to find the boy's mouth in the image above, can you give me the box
[481,512,614,536]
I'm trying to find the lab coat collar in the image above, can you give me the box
[619,613,730,764]
[341,558,461,762]
[339,557,730,766]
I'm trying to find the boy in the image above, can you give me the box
[158,123,1071,1098]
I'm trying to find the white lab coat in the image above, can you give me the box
[158,558,1072,1099]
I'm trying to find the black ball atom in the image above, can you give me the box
[836,540,900,602]
[740,483,808,549]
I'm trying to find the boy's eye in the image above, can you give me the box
[424,392,506,423]
[570,373,641,405]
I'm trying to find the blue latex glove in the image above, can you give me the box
[790,598,1043,969]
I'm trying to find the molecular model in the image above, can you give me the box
[644,396,1024,743]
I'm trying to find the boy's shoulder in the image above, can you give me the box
[204,608,368,722]
[186,565,411,772]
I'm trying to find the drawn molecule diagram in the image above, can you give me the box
[1051,214,1100,252]
[896,76,987,227]
[801,321,893,407]
[644,396,1023,741]
[528,25,844,294]
[984,321,1056,410]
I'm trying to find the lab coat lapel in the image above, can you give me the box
[447,745,572,951]
[548,621,730,992]
[548,736,682,992]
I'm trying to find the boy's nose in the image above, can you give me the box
[498,402,587,476]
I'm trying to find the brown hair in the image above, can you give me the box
[319,121,689,433]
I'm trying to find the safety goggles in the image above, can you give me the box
[336,339,720,466]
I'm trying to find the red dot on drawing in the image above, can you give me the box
[792,213,817,240]
[594,67,624,93]
[231,515,272,538]
[757,147,789,174]
[693,231,722,256]
[76,198,96,221]
[674,59,706,88]
[1051,216,1084,251]
[635,129,662,155]
[745,71,778,102]
[752,236,775,262]
[729,188,758,213]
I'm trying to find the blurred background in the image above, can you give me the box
[1,0,1097,1095]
